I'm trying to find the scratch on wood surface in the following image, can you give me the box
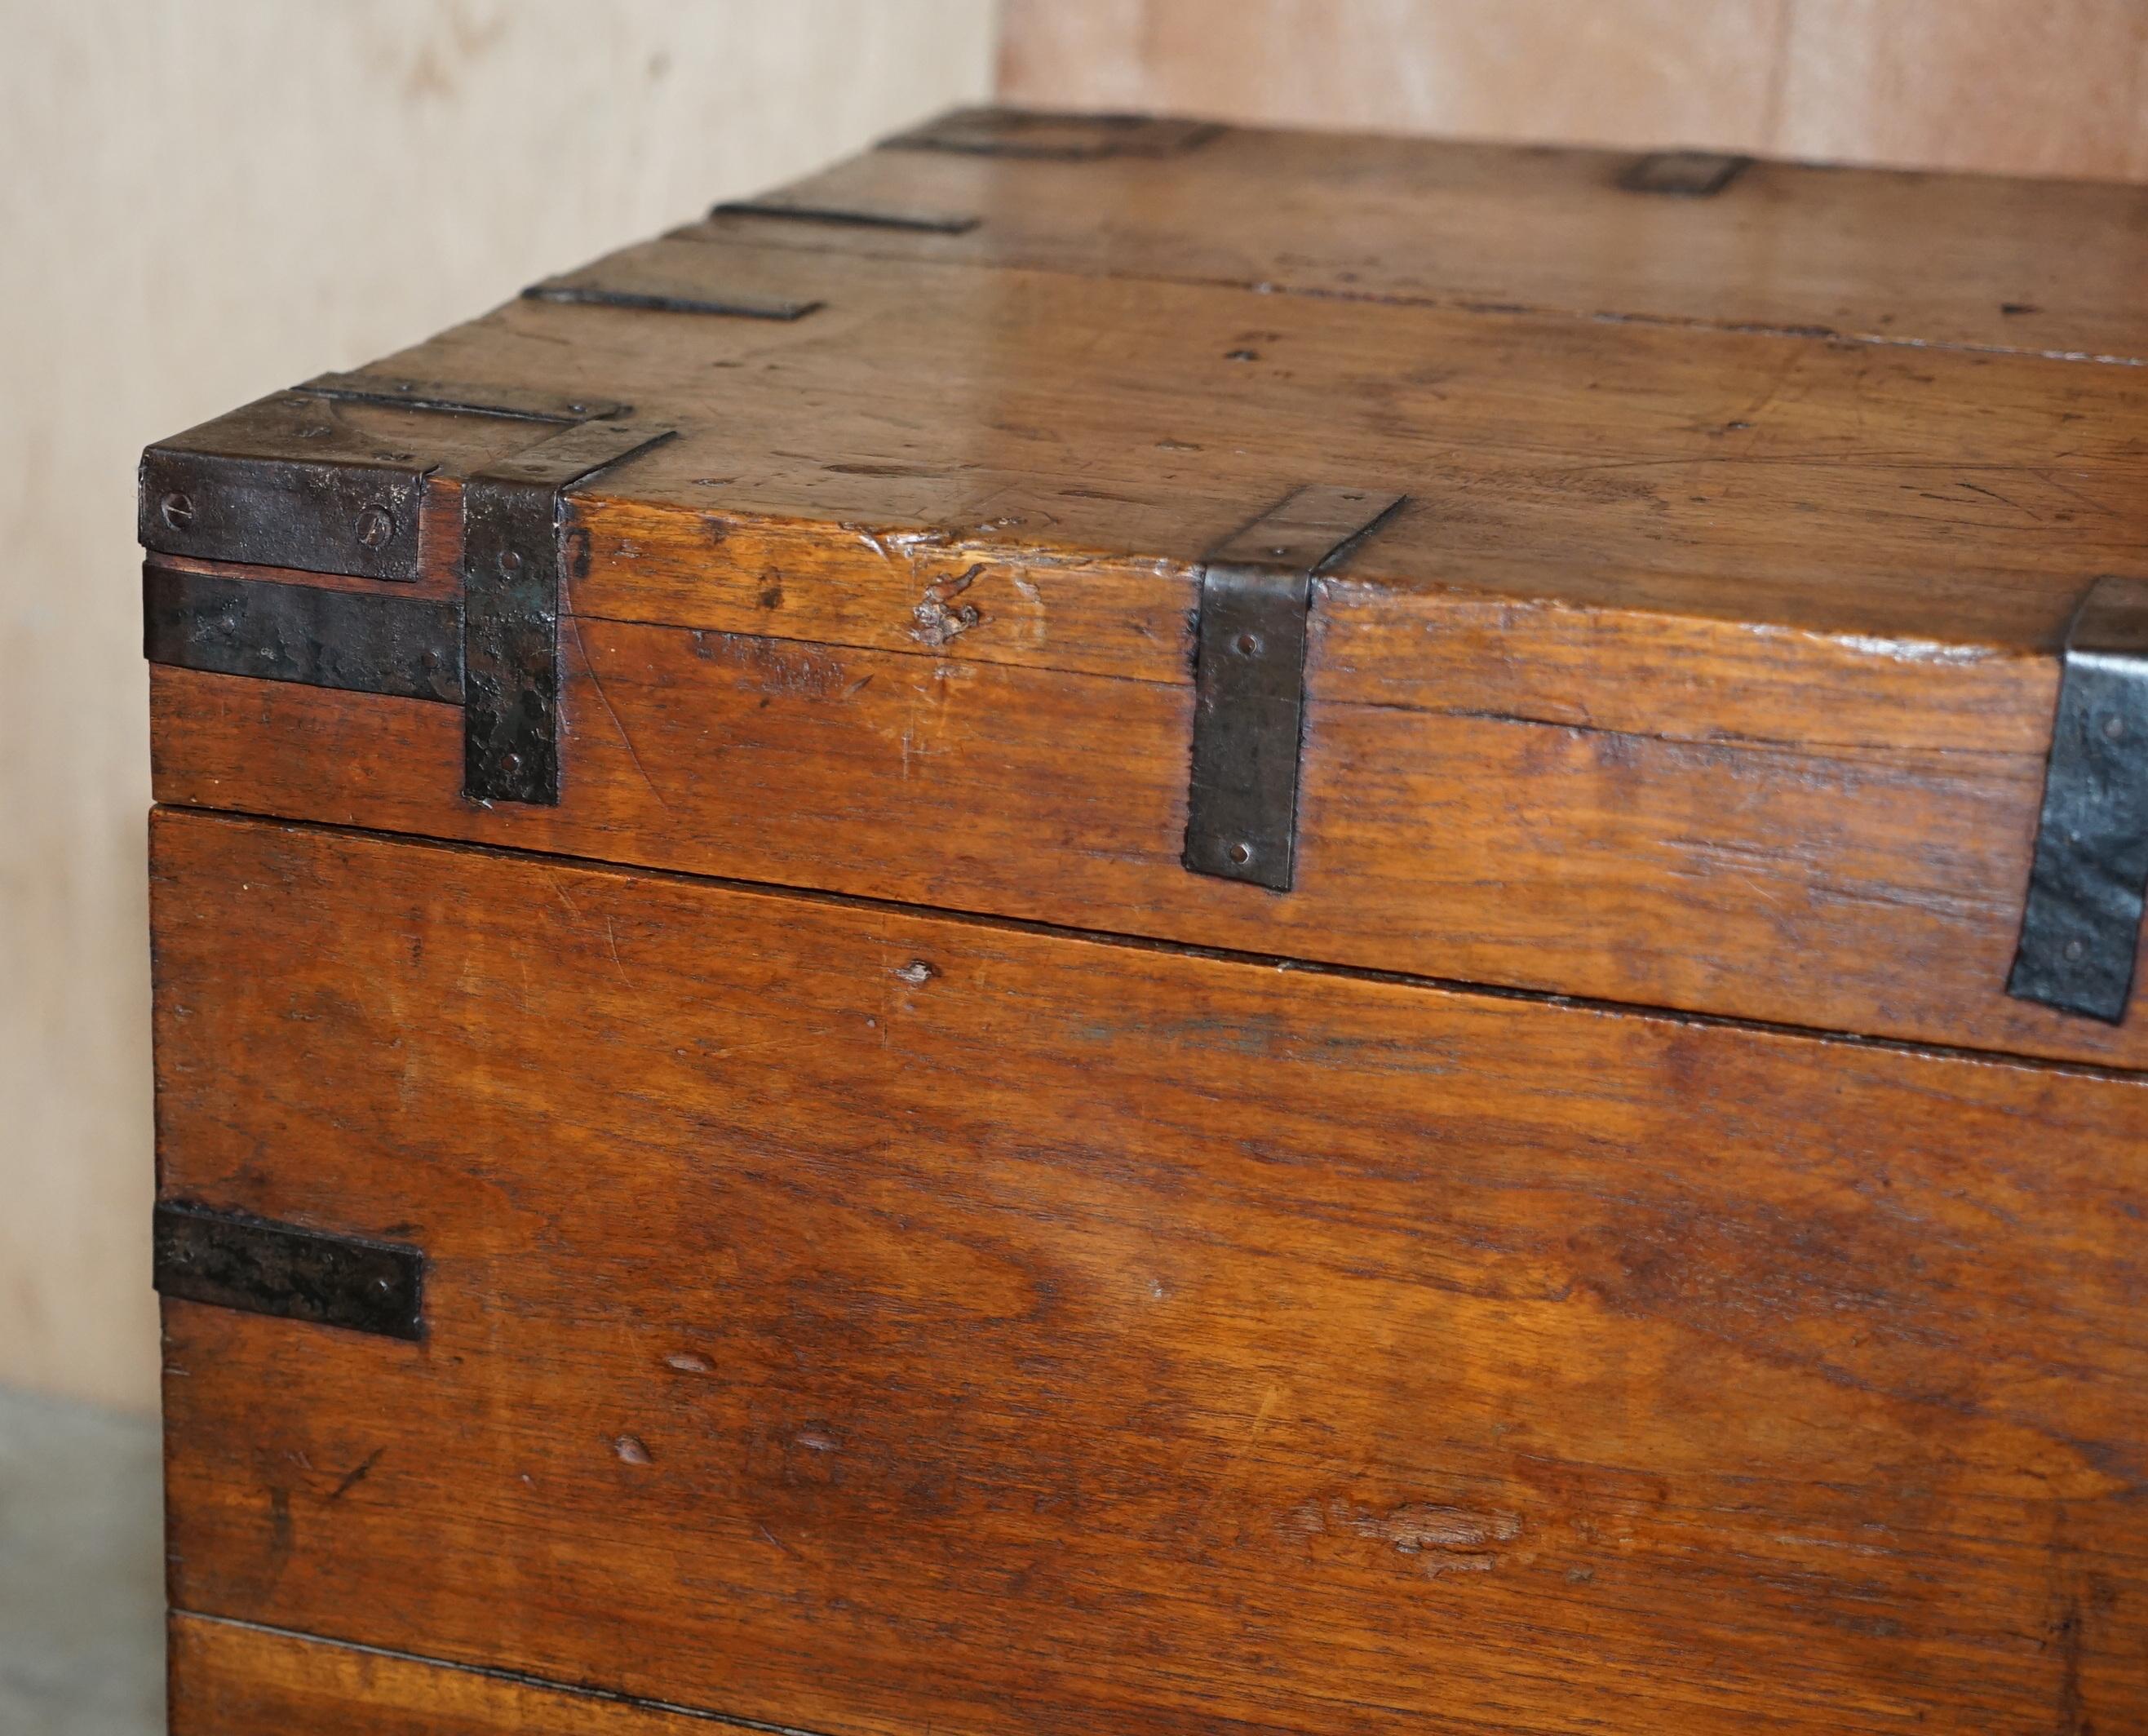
[568,617,670,810]
[327,1448,385,1504]
[1200,1387,1282,1521]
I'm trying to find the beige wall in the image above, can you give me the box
[0,0,997,1411]
[1000,0,2148,179]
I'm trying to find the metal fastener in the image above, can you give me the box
[355,504,396,550]
[160,492,195,531]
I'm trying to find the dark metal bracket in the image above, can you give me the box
[140,439,432,582]
[523,269,821,322]
[1182,486,1406,892]
[153,1202,425,1341]
[142,379,675,806]
[711,197,980,235]
[461,420,676,805]
[1619,151,1752,197]
[140,374,634,582]
[144,563,463,703]
[298,371,630,424]
[2008,577,2148,1022]
[884,108,1222,161]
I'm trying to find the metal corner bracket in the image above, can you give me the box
[1182,485,1405,892]
[460,422,675,806]
[2008,576,2148,1022]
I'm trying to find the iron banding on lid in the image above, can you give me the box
[523,277,822,321]
[138,376,639,582]
[1183,486,1407,892]
[2008,576,2148,1022]
[1619,150,1752,197]
[140,442,431,583]
[298,372,631,425]
[884,107,1223,162]
[711,198,981,236]
[461,420,678,807]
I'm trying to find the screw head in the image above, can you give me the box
[497,547,524,577]
[355,503,396,550]
[159,492,195,532]
[1228,841,1254,866]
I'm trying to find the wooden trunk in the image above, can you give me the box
[144,111,2148,1735]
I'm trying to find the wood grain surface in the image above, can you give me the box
[154,810,2148,1736]
[169,1615,746,1736]
[147,608,2132,1071]
[712,122,2148,363]
[358,233,2148,658]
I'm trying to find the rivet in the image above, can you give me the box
[500,751,523,776]
[1234,631,1264,656]
[1228,842,1253,866]
[355,503,396,550]
[160,492,196,531]
[498,547,524,577]
[2065,938,2088,963]
[2105,715,2128,742]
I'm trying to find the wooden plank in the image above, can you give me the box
[693,123,2148,363]
[148,613,2132,1068]
[169,1614,762,1736]
[365,241,2148,671]
[153,810,2148,1736]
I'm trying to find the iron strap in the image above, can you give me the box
[883,108,1222,161]
[1618,150,1752,197]
[2008,577,2148,1022]
[140,375,632,581]
[143,563,462,704]
[153,1202,425,1341]
[460,420,675,806]
[1183,485,1406,892]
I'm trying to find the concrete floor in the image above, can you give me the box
[0,1386,165,1736]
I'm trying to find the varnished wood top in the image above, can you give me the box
[241,112,2148,671]
[711,112,2148,364]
